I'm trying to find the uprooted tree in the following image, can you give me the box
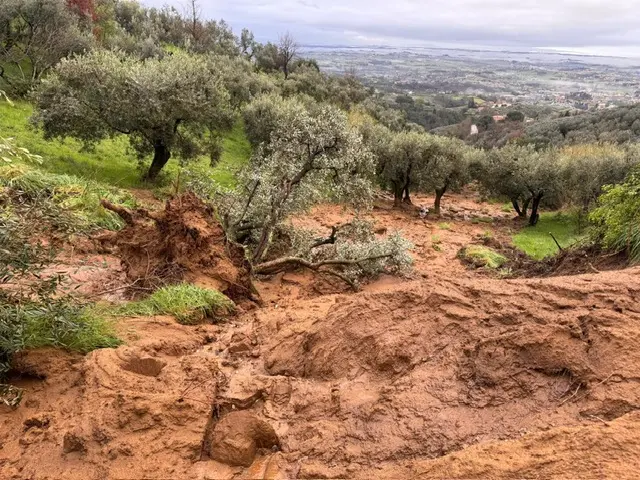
[32,49,234,180]
[217,97,413,288]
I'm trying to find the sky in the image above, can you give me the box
[142,0,640,57]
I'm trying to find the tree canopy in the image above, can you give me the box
[0,0,90,95]
[33,49,234,179]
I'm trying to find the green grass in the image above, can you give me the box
[0,164,137,232]
[460,245,507,269]
[0,100,251,190]
[212,122,252,188]
[114,284,235,325]
[513,212,586,260]
[21,307,121,353]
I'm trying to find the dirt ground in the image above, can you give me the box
[2,191,640,479]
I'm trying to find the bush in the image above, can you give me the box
[115,284,235,325]
[590,168,640,263]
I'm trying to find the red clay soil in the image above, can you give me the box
[2,193,640,479]
[104,192,254,302]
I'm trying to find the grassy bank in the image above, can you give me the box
[513,213,586,260]
[0,100,251,189]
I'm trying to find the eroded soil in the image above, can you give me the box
[2,192,640,479]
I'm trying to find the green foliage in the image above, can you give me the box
[513,213,584,260]
[33,49,235,179]
[282,219,413,285]
[0,186,120,382]
[559,143,639,211]
[524,104,640,147]
[590,168,640,263]
[0,165,137,232]
[225,98,375,263]
[438,223,451,230]
[460,245,507,269]
[115,284,235,325]
[0,0,91,95]
[506,111,525,122]
[0,100,251,190]
[475,144,561,224]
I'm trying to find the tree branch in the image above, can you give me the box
[253,253,392,290]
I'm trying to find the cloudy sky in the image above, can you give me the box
[142,0,640,56]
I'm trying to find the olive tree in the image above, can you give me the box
[421,137,472,214]
[560,143,639,212]
[377,131,440,207]
[224,99,375,264]
[0,0,91,95]
[476,144,561,225]
[32,50,234,180]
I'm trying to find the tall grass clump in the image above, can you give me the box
[116,284,235,325]
[0,165,137,232]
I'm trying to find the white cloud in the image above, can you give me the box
[141,0,640,53]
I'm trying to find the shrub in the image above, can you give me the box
[590,167,640,263]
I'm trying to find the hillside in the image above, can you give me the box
[2,191,640,479]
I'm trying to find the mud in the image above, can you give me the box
[2,192,640,479]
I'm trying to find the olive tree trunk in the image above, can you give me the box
[529,194,543,226]
[434,186,447,215]
[146,143,171,180]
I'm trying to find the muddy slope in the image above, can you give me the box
[2,267,640,479]
[2,195,640,479]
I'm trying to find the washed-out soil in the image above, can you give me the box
[2,192,640,479]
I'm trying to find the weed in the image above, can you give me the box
[115,284,235,325]
[438,222,451,230]
[431,234,443,251]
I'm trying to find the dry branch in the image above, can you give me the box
[253,254,392,291]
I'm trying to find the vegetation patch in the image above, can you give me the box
[0,165,137,232]
[116,284,235,325]
[590,168,640,263]
[460,245,507,269]
[1,194,120,388]
[513,213,585,260]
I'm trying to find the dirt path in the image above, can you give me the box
[3,193,640,479]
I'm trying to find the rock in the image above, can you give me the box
[62,432,86,454]
[209,411,280,467]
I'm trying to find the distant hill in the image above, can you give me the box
[523,104,640,147]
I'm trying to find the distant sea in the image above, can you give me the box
[301,45,640,69]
